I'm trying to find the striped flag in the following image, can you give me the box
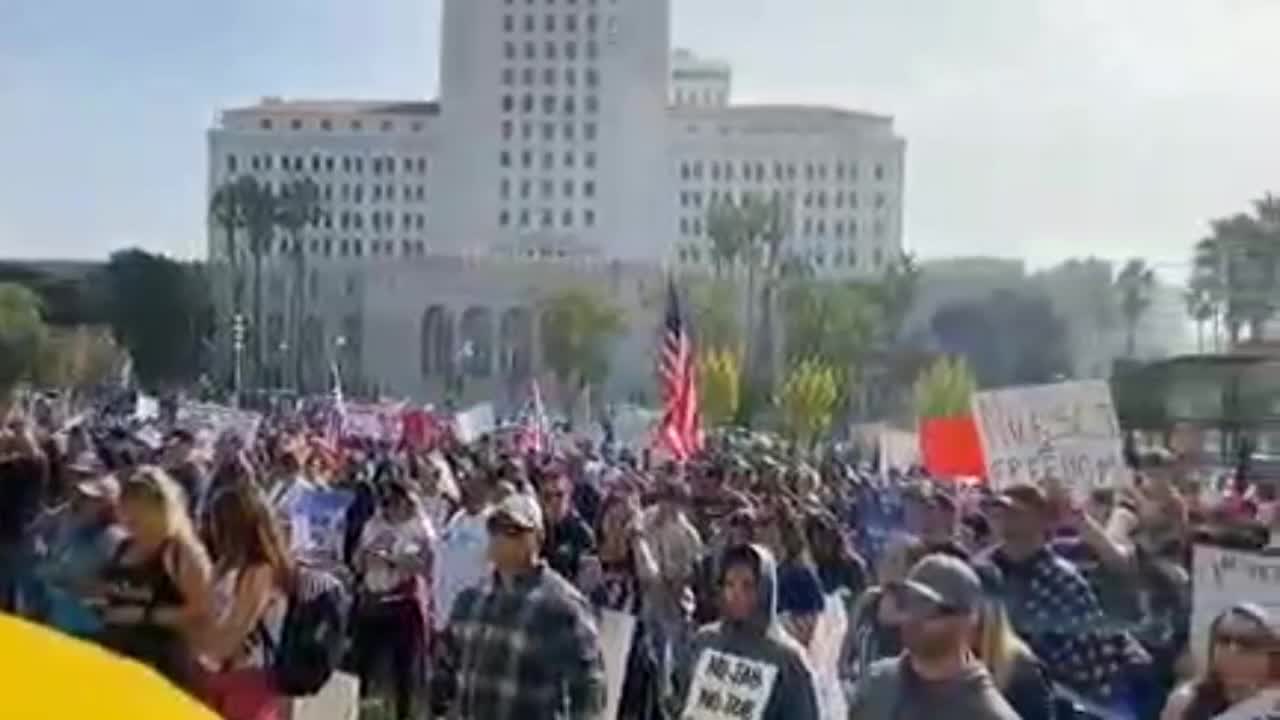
[325,360,347,448]
[656,278,703,460]
[515,379,549,454]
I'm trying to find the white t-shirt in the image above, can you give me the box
[203,568,286,671]
[359,512,435,595]
[431,507,492,631]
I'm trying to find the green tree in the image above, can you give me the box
[782,280,878,388]
[871,251,920,346]
[912,355,977,420]
[539,287,626,412]
[99,250,213,388]
[276,178,321,389]
[698,348,741,427]
[705,198,746,277]
[33,326,124,389]
[1189,196,1280,346]
[239,177,279,388]
[1115,258,1156,358]
[1184,285,1216,353]
[209,177,250,318]
[776,358,839,448]
[686,278,741,353]
[0,283,48,395]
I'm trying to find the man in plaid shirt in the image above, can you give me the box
[444,490,607,720]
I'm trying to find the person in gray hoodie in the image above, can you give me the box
[848,553,1021,720]
[676,543,821,720]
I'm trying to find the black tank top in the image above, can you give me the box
[99,539,194,689]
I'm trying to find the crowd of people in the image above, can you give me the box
[1,403,1279,720]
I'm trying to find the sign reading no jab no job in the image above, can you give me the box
[971,380,1124,493]
[682,649,778,720]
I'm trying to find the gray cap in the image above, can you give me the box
[897,553,982,615]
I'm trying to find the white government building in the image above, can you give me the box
[206,0,906,407]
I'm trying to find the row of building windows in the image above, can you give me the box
[499,207,596,229]
[501,66,601,91]
[673,88,727,107]
[679,244,888,270]
[233,153,428,176]
[332,210,427,232]
[499,148,597,171]
[677,188,887,212]
[678,159,887,183]
[500,177,596,201]
[502,118,598,142]
[500,93,600,117]
[256,116,426,134]
[288,237,429,259]
[678,215,887,239]
[503,11,602,34]
[503,39,601,62]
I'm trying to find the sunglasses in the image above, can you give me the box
[1214,632,1274,654]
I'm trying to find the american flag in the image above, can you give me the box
[656,278,703,460]
[324,360,347,449]
[514,378,549,454]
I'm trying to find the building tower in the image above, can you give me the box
[434,0,672,261]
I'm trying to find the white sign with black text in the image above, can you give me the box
[681,648,778,720]
[1192,545,1280,665]
[971,379,1124,495]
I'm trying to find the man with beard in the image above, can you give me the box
[849,554,1019,720]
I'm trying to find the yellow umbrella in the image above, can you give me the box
[0,613,217,719]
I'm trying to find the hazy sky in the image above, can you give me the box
[3,0,1279,280]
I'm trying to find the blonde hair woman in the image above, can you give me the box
[971,564,1056,720]
[96,466,213,692]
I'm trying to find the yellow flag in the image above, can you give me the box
[0,613,217,719]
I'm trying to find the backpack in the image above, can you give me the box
[261,567,350,697]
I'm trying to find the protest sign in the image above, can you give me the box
[1210,689,1280,720]
[681,648,778,720]
[971,380,1124,494]
[454,403,495,444]
[809,594,849,720]
[291,671,359,720]
[1192,545,1280,664]
[342,402,404,444]
[598,610,636,720]
[176,402,262,446]
[288,488,355,566]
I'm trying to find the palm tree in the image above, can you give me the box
[754,194,791,392]
[1184,285,1216,353]
[872,251,920,347]
[705,197,744,278]
[239,177,278,390]
[209,178,247,325]
[1194,213,1270,345]
[1115,258,1156,357]
[276,178,320,390]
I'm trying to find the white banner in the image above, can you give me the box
[1192,545,1280,664]
[971,379,1124,494]
[176,402,262,446]
[343,402,404,444]
[681,648,778,720]
[454,403,495,444]
[1211,689,1280,720]
[598,610,636,720]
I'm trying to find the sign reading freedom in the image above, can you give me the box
[971,379,1124,493]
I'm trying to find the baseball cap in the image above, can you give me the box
[66,451,105,477]
[74,474,120,502]
[894,553,983,617]
[990,483,1049,513]
[491,491,544,533]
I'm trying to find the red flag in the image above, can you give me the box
[656,278,703,460]
[920,415,986,478]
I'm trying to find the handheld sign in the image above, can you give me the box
[598,610,636,720]
[971,379,1124,496]
[454,403,495,444]
[681,648,778,720]
[1192,545,1280,665]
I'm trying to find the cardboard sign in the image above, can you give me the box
[454,403,495,444]
[292,671,359,720]
[598,610,637,720]
[288,488,355,566]
[682,649,778,720]
[971,380,1124,494]
[1211,689,1280,720]
[1192,546,1280,664]
[342,402,404,444]
[176,402,262,446]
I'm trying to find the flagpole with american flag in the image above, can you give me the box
[656,276,703,460]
